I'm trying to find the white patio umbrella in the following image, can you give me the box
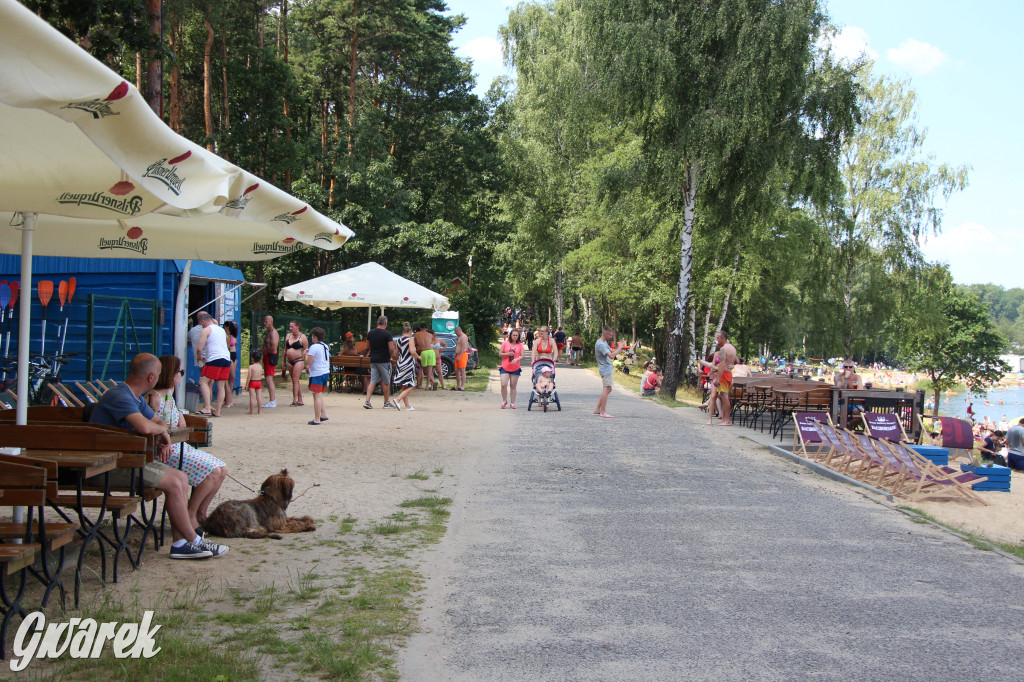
[0,0,353,424]
[278,262,450,329]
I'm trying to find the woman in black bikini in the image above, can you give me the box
[284,320,309,406]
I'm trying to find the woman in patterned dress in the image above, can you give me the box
[149,355,228,531]
[393,322,420,410]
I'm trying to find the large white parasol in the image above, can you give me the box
[279,262,451,325]
[0,0,353,424]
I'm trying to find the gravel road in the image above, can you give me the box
[400,363,1024,681]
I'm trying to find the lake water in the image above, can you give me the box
[933,384,1024,426]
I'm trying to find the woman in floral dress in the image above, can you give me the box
[394,322,420,410]
[150,355,228,531]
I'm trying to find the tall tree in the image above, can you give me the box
[898,267,1008,415]
[825,66,970,355]
[579,0,856,397]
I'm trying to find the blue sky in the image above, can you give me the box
[444,0,1021,289]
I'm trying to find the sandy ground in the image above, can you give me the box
[91,369,1024,598]
[8,367,1022,675]
[124,375,511,595]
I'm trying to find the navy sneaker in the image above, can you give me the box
[196,536,229,557]
[170,540,212,560]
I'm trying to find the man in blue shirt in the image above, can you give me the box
[593,326,619,418]
[91,353,228,559]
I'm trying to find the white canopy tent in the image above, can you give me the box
[0,0,352,424]
[279,262,450,329]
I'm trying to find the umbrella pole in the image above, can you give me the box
[16,213,35,427]
[367,305,372,333]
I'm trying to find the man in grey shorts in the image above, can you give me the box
[89,353,228,559]
[593,326,619,418]
[364,315,398,409]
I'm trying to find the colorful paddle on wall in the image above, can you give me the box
[57,277,76,363]
[37,280,53,356]
[0,283,8,381]
[5,281,18,368]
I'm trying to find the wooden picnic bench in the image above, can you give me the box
[329,354,371,392]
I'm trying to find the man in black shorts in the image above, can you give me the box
[364,315,397,409]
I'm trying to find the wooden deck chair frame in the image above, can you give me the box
[916,414,974,462]
[48,382,84,407]
[75,382,101,403]
[879,439,989,505]
[793,412,833,460]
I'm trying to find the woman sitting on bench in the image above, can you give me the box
[149,355,228,533]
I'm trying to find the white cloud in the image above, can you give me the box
[886,38,948,76]
[458,36,502,66]
[823,26,877,64]
[923,221,995,261]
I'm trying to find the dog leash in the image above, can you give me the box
[226,472,261,495]
[225,472,320,501]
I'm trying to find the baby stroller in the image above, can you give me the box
[527,359,561,412]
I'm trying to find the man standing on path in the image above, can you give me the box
[261,315,279,408]
[197,312,230,417]
[415,324,437,390]
[713,330,737,426]
[453,326,470,391]
[1006,418,1024,471]
[364,315,398,409]
[593,326,619,418]
[553,326,567,362]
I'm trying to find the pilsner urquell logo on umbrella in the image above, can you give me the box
[56,191,143,216]
[142,151,190,196]
[223,183,259,210]
[251,238,305,255]
[98,226,148,254]
[272,206,307,225]
[61,81,129,119]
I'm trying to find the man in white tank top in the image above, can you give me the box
[197,312,231,416]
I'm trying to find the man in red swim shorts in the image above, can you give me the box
[453,326,470,391]
[711,330,737,426]
[260,315,279,408]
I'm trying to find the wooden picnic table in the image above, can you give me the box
[11,449,122,607]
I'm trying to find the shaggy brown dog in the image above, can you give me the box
[203,469,316,539]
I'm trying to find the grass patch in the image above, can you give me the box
[405,468,430,481]
[33,585,264,681]
[897,505,1024,559]
[21,479,453,680]
[463,342,499,392]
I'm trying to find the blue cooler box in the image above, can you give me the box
[909,444,949,466]
[961,463,1011,492]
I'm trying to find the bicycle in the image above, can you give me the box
[0,352,78,406]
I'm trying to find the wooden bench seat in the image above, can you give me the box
[0,522,78,550]
[50,493,141,517]
[0,544,38,574]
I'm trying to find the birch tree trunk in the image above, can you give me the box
[713,253,740,347]
[687,303,697,369]
[662,163,698,398]
[554,269,565,329]
[700,295,713,360]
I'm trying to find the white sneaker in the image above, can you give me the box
[262,400,276,408]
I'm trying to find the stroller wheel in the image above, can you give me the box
[543,401,548,412]
[554,391,561,411]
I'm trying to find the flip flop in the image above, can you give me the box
[308,420,320,425]
[197,411,214,416]
[319,416,329,421]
